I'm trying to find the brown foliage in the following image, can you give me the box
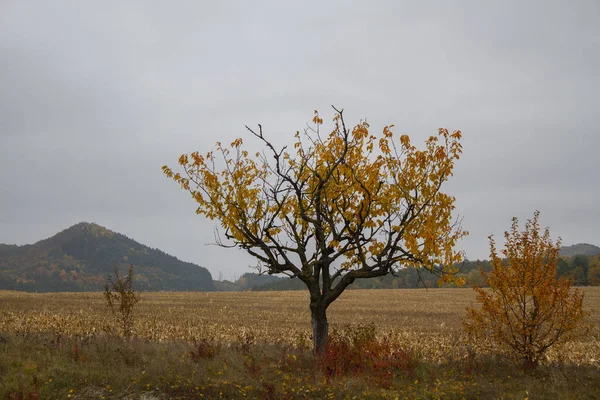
[465,211,587,368]
[104,264,140,339]
[319,323,420,387]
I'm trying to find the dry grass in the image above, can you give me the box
[1,288,598,364]
[1,287,599,399]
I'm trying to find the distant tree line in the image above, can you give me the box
[252,254,600,291]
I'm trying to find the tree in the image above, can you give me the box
[465,211,587,369]
[556,257,571,277]
[572,255,589,285]
[163,107,466,353]
[568,267,587,286]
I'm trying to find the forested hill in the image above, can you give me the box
[0,222,215,292]
[560,243,600,257]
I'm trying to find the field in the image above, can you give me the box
[1,288,599,399]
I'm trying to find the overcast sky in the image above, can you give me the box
[1,1,598,280]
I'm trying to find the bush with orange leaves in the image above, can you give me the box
[465,211,587,369]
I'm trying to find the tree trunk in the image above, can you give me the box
[311,303,329,355]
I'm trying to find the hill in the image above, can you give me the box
[0,222,215,292]
[560,243,600,257]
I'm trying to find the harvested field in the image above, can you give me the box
[1,288,599,399]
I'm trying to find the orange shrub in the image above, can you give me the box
[465,211,587,369]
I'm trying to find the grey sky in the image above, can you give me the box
[1,1,598,280]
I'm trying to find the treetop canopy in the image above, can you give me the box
[163,108,466,289]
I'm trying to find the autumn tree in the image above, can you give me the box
[163,107,465,353]
[465,211,587,369]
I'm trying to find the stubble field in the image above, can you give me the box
[1,288,599,399]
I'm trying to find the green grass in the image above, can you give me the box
[1,330,599,399]
[1,288,599,399]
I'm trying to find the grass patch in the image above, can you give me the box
[1,330,599,399]
[1,288,599,398]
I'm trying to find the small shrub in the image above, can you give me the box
[319,323,420,384]
[104,264,140,339]
[320,323,377,377]
[189,338,218,361]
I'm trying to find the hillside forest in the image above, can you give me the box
[1,222,598,293]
